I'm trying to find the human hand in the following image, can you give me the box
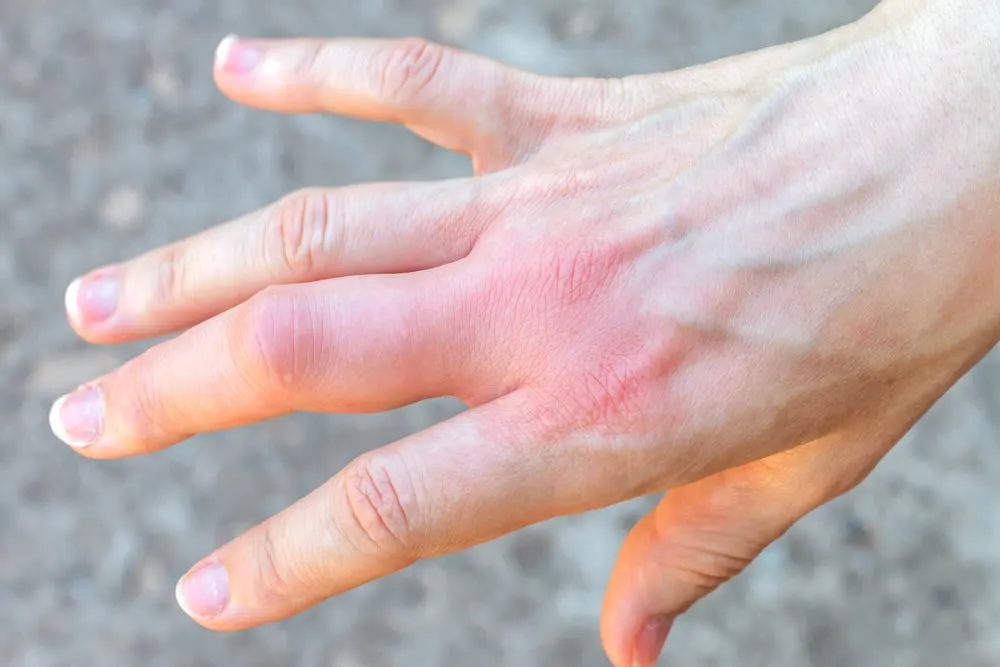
[51,1,1000,665]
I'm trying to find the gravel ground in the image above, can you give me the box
[2,1,999,665]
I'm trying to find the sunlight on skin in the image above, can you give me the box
[50,1,1000,665]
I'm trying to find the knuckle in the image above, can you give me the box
[539,76,639,137]
[231,287,319,395]
[661,538,757,605]
[266,188,337,278]
[152,244,187,305]
[513,164,607,203]
[116,357,173,442]
[247,526,296,606]
[807,451,881,508]
[650,476,795,608]
[377,38,450,102]
[338,453,418,558]
[301,41,337,87]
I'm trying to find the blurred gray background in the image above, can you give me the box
[3,0,999,665]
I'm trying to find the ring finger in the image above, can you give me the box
[52,267,473,459]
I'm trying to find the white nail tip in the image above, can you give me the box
[49,395,72,446]
[175,578,195,619]
[49,391,99,449]
[215,34,239,69]
[64,277,81,324]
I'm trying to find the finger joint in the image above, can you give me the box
[116,355,178,444]
[338,453,418,559]
[152,244,187,306]
[269,189,337,279]
[249,526,296,607]
[232,287,321,396]
[377,38,449,104]
[662,540,757,604]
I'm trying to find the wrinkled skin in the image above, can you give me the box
[50,1,1000,665]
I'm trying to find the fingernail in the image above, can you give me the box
[215,34,260,75]
[633,616,673,667]
[67,273,118,324]
[49,385,104,448]
[177,562,231,620]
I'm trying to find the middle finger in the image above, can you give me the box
[51,268,473,459]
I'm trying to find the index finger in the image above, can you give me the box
[213,35,514,156]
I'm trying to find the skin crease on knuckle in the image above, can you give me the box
[269,188,335,279]
[643,445,872,606]
[337,453,418,560]
[151,243,187,309]
[249,527,296,609]
[377,38,449,105]
[115,358,177,446]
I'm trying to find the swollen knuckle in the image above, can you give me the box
[267,189,336,277]
[339,454,417,557]
[232,287,315,394]
[377,38,449,102]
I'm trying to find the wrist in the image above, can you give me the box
[857,0,1000,174]
[798,1,1000,342]
[869,0,1000,47]
[867,0,1000,339]
[875,0,1000,18]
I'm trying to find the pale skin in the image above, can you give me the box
[49,0,1000,664]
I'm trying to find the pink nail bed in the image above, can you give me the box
[76,273,118,323]
[177,562,231,619]
[51,385,104,448]
[215,35,260,75]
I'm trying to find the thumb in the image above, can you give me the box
[210,35,633,174]
[600,434,891,667]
